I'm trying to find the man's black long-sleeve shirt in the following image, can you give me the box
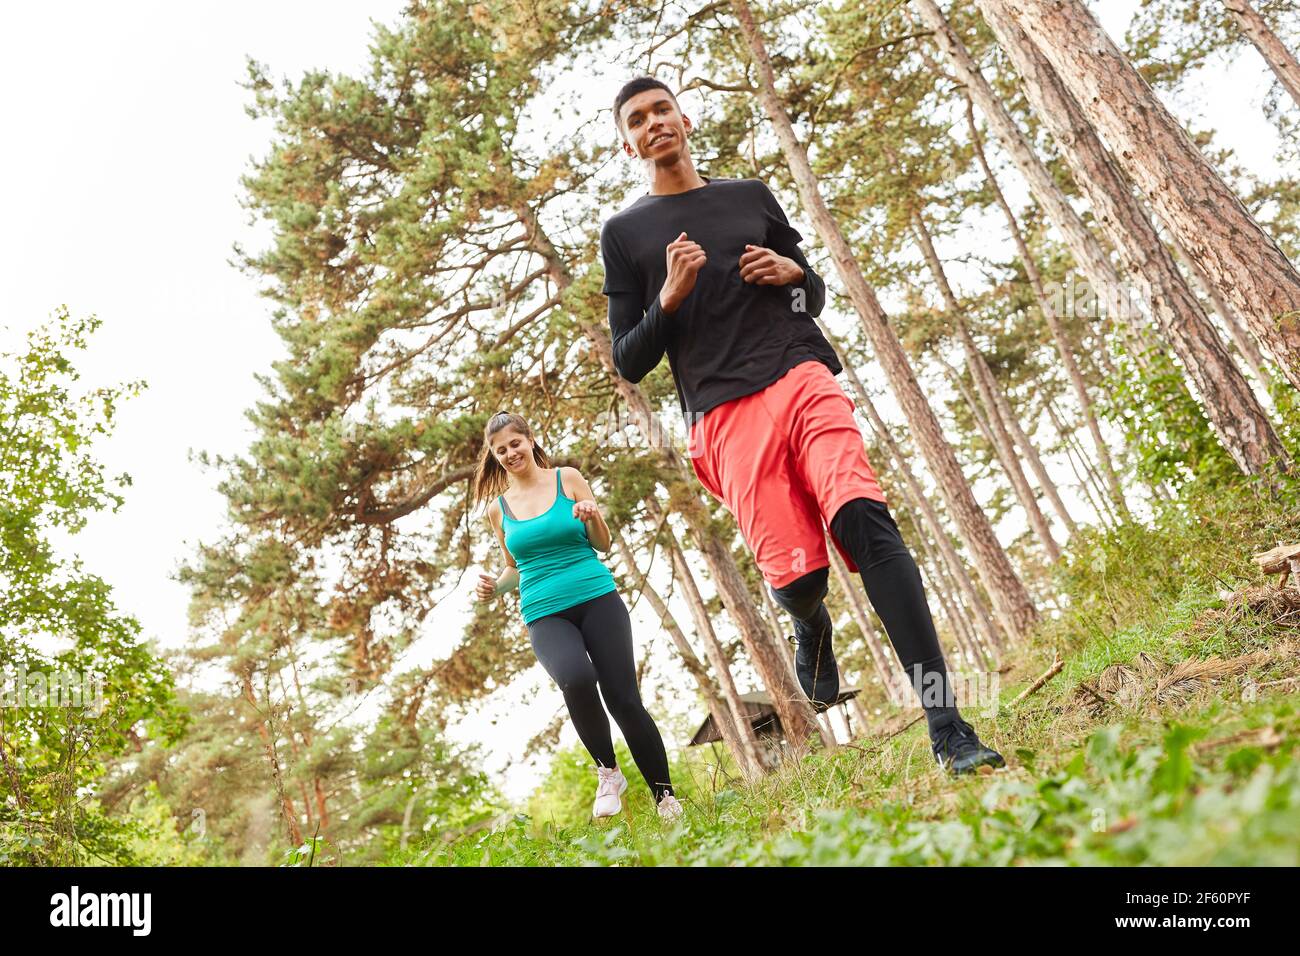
[599,176,841,425]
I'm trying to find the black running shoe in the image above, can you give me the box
[789,604,839,712]
[930,715,1005,775]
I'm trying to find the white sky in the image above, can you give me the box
[2,1,1291,802]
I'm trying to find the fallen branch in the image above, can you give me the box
[1193,726,1283,754]
[1260,676,1300,690]
[1011,655,1064,708]
[848,714,926,757]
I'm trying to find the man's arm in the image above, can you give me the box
[602,222,685,382]
[781,241,827,319]
[757,181,827,318]
[608,289,673,383]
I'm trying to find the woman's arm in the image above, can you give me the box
[486,504,520,595]
[563,467,612,553]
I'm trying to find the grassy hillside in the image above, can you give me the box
[393,480,1300,866]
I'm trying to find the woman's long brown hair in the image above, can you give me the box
[472,411,555,511]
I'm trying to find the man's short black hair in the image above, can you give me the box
[612,76,680,138]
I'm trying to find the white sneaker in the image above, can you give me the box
[657,793,685,824]
[592,766,628,818]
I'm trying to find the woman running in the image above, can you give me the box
[472,411,684,822]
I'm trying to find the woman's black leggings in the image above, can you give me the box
[527,589,674,803]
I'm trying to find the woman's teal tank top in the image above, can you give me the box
[500,468,618,624]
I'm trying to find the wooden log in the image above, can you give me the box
[1253,542,1300,574]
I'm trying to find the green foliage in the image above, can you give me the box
[1093,324,1241,494]
[400,710,1300,866]
[120,783,209,866]
[1050,473,1300,660]
[1126,0,1300,91]
[0,308,184,865]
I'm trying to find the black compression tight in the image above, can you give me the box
[527,589,675,803]
[770,497,961,731]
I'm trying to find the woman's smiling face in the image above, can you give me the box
[491,426,532,472]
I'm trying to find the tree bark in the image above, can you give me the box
[936,350,1051,549]
[611,523,764,779]
[651,504,768,775]
[977,0,1292,478]
[962,95,1131,518]
[988,0,1300,392]
[912,0,1132,358]
[910,516,989,668]
[731,0,1040,641]
[847,694,872,736]
[988,370,1078,535]
[913,214,1064,562]
[1167,228,1271,386]
[1224,0,1300,109]
[1045,395,1122,525]
[823,318,1007,653]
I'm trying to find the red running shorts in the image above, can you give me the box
[688,359,888,590]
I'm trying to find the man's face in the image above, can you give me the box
[619,89,692,161]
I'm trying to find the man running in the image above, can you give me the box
[599,76,1004,774]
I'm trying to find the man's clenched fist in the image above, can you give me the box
[660,231,707,313]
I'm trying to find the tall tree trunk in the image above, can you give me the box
[962,96,1131,518]
[1091,328,1119,379]
[934,540,997,665]
[913,215,1064,561]
[822,318,1007,652]
[652,504,768,774]
[1045,396,1122,525]
[731,0,1040,641]
[936,350,1050,547]
[518,203,823,753]
[988,371,1078,536]
[911,0,1131,359]
[818,712,838,743]
[1224,0,1300,109]
[916,1,1197,396]
[1166,228,1271,386]
[753,548,797,653]
[977,0,1293,478]
[1060,423,1114,527]
[743,533,837,751]
[988,0,1300,391]
[934,557,988,669]
[848,694,872,736]
[611,523,764,779]
[283,656,330,836]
